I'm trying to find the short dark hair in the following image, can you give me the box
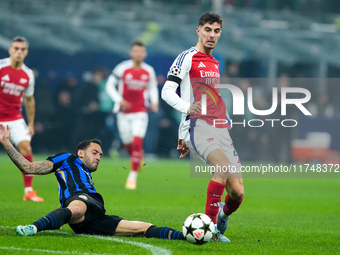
[198,12,223,28]
[12,36,29,47]
[131,40,145,48]
[76,139,102,154]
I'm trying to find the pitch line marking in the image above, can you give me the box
[88,235,172,255]
[0,246,112,255]
[0,226,172,255]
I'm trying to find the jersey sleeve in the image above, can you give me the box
[23,69,35,97]
[161,52,192,114]
[166,51,192,85]
[105,74,122,103]
[146,66,159,104]
[46,153,72,172]
[112,62,125,79]
[0,58,9,70]
[162,80,190,114]
[178,119,185,140]
[106,61,128,104]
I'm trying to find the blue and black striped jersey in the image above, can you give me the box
[47,153,100,206]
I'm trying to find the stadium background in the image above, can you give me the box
[1,0,340,164]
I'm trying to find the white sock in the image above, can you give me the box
[127,171,138,181]
[24,187,33,194]
[220,205,229,220]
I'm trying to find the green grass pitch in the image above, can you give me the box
[0,154,339,254]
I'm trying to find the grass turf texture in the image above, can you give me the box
[0,154,339,255]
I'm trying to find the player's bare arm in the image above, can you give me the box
[0,124,53,175]
[24,95,35,136]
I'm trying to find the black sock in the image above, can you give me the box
[145,225,185,240]
[32,208,72,232]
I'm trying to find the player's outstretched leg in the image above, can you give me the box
[15,208,72,236]
[145,225,185,240]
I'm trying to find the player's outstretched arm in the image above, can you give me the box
[0,124,53,175]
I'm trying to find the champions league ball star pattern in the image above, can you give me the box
[182,213,215,244]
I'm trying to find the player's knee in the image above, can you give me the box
[142,223,153,235]
[23,147,32,156]
[69,206,86,221]
[70,206,82,218]
[17,142,32,156]
[230,185,244,201]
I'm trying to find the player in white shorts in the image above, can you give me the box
[106,41,158,190]
[1,119,31,145]
[0,36,43,202]
[183,119,241,172]
[116,112,148,145]
[162,12,244,242]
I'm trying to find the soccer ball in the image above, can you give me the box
[182,213,215,244]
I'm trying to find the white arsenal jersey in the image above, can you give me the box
[0,58,34,121]
[162,47,230,138]
[106,59,158,114]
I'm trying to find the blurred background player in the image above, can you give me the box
[106,41,158,190]
[0,36,43,202]
[162,12,244,241]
